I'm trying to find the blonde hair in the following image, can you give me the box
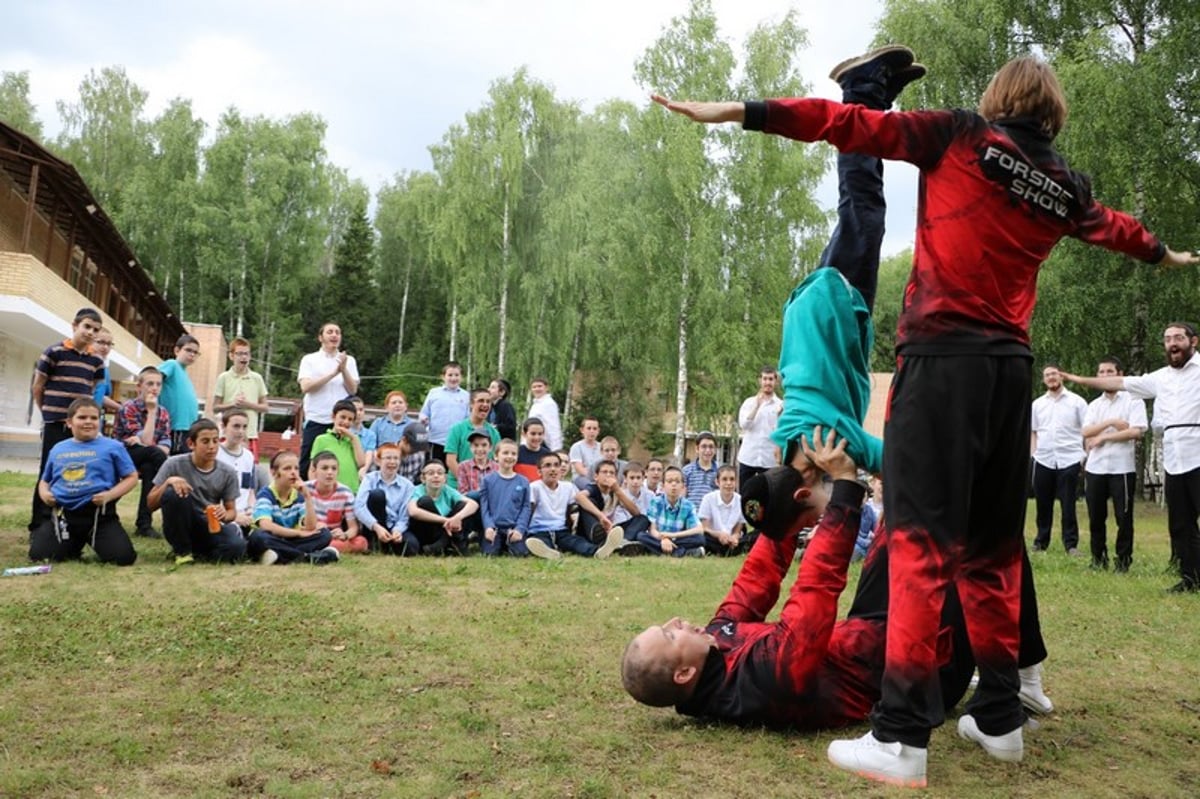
[979,57,1068,138]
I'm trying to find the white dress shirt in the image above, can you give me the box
[737,393,783,469]
[1031,389,1086,468]
[1083,391,1147,475]
[1124,352,1200,475]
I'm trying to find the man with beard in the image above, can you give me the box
[1063,323,1200,592]
[1030,363,1087,554]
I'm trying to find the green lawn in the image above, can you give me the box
[1,471,1197,798]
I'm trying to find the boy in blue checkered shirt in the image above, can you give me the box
[636,465,706,557]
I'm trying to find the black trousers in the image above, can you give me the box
[298,420,332,479]
[29,504,137,565]
[1084,471,1135,568]
[577,512,649,545]
[127,444,168,532]
[30,421,71,530]
[738,463,769,489]
[1033,461,1081,551]
[1164,467,1200,586]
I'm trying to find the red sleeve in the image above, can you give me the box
[710,532,799,625]
[758,98,959,171]
[756,482,863,694]
[1072,200,1165,263]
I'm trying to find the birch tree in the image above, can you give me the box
[633,0,734,461]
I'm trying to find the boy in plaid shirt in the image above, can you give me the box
[636,466,705,557]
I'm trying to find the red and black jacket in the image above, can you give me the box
[676,481,885,729]
[745,99,1165,355]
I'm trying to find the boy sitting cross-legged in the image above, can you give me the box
[406,460,478,555]
[308,450,366,554]
[636,465,706,557]
[246,450,339,566]
[524,452,624,561]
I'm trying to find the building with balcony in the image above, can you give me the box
[0,120,184,457]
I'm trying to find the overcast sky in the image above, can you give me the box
[1,0,918,255]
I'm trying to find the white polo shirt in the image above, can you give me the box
[1031,389,1086,469]
[1124,352,1200,475]
[1083,391,1147,475]
[699,489,743,534]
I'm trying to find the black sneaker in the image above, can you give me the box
[885,63,927,106]
[309,546,340,566]
[829,45,915,86]
[616,540,645,557]
[1167,579,1198,593]
[136,527,163,540]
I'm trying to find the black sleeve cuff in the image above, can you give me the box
[742,101,768,132]
[829,479,867,510]
[1148,241,1167,265]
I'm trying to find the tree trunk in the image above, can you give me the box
[397,253,412,356]
[564,317,582,424]
[235,238,247,337]
[497,183,511,373]
[673,244,691,464]
[449,301,459,361]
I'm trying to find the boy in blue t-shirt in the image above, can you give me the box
[31,398,138,565]
[158,334,202,455]
[478,440,532,556]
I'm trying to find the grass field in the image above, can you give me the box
[1,470,1198,798]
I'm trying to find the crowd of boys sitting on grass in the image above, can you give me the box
[30,392,755,567]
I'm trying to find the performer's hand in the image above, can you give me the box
[800,426,857,481]
[650,95,745,124]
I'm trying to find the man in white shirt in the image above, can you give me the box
[1065,323,1200,592]
[1030,363,1086,554]
[736,366,784,486]
[527,376,563,452]
[1080,356,1147,572]
[297,322,359,478]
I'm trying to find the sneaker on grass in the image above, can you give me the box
[309,546,340,566]
[259,549,279,566]
[827,731,927,788]
[594,527,624,559]
[1019,662,1054,714]
[526,537,562,561]
[957,713,1024,762]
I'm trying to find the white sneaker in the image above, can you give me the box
[957,714,1024,762]
[827,731,927,788]
[594,527,624,559]
[526,537,562,560]
[259,549,279,566]
[1019,663,1054,714]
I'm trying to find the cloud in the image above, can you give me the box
[1,0,919,254]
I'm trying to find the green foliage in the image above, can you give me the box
[871,249,911,369]
[878,0,1200,378]
[14,0,1196,443]
[0,70,44,139]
